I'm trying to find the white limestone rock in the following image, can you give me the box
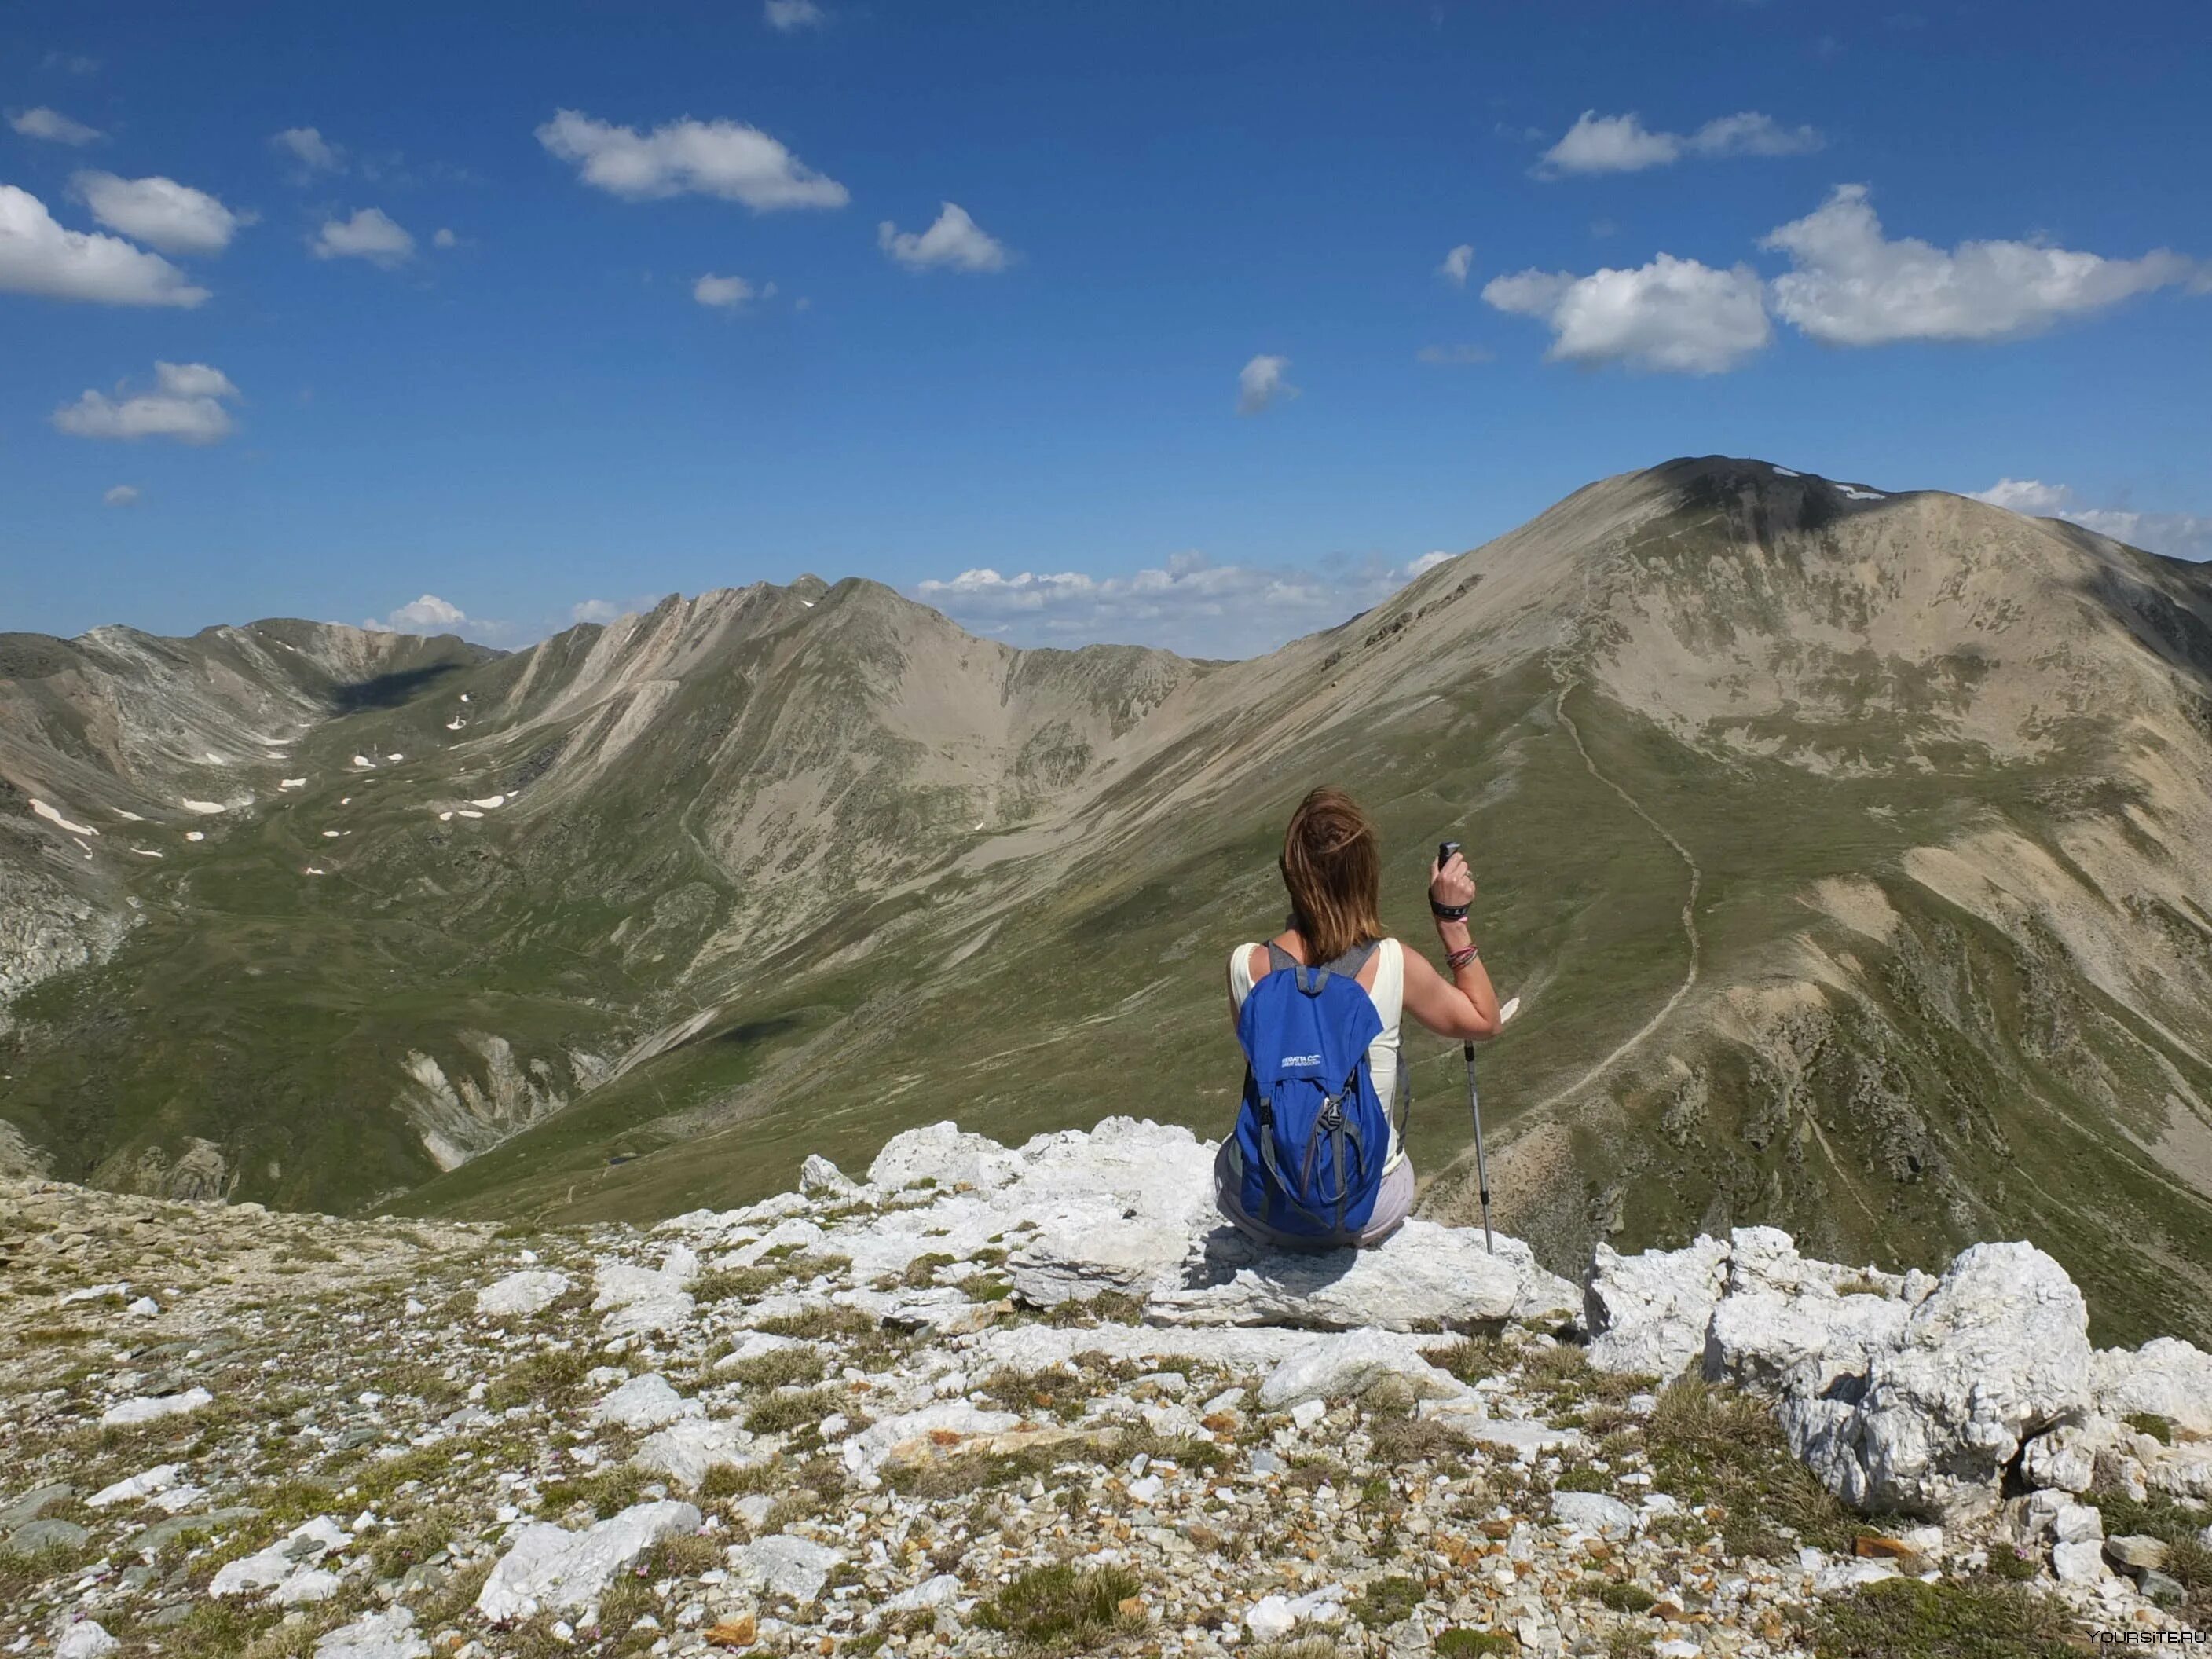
[1256,1328,1467,1410]
[315,1607,431,1659]
[866,1121,1023,1193]
[100,1388,213,1428]
[476,1270,571,1318]
[593,1251,697,1338]
[1585,1235,1729,1378]
[53,1621,119,1659]
[1148,1218,1521,1331]
[591,1373,699,1432]
[476,1500,702,1622]
[2092,1338,2212,1437]
[1705,1276,1914,1397]
[837,1402,1021,1476]
[276,1567,343,1605]
[800,1154,858,1197]
[1835,1243,2091,1518]
[211,1516,350,1597]
[881,1573,962,1613]
[726,1533,844,1602]
[632,1419,758,1489]
[2053,1537,2110,1584]
[88,1464,181,1508]
[1551,1491,1639,1536]
[2021,1418,2128,1495]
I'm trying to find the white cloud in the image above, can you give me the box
[1438,244,1474,287]
[571,599,624,624]
[1236,353,1298,415]
[1967,478,2072,515]
[10,106,101,145]
[877,202,1010,272]
[1484,253,1771,373]
[1689,111,1824,159]
[536,108,848,211]
[913,547,1459,657]
[271,126,344,174]
[693,272,755,306]
[52,361,240,444]
[432,226,458,249]
[1540,112,1678,175]
[312,207,415,266]
[1403,551,1456,578]
[0,185,209,306]
[1537,108,1820,177]
[1968,478,2212,560]
[1415,342,1495,366]
[369,595,467,632]
[1764,185,2199,346]
[764,0,827,30]
[103,484,140,507]
[73,170,251,255]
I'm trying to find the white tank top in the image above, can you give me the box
[1228,937,1408,1168]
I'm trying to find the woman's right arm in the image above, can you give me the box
[1401,848,1503,1041]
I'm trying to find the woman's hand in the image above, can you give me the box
[1429,847,1476,912]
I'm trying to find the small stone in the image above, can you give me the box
[2052,1538,2109,1584]
[2104,1534,2168,1574]
[2142,1569,2187,1608]
[704,1612,758,1649]
[9,1518,90,1555]
[53,1621,120,1659]
[476,1270,571,1318]
[100,1387,214,1428]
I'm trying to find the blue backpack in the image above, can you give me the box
[1232,940,1391,1239]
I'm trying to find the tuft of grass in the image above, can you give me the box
[2082,1490,2212,1547]
[743,1386,843,1436]
[1434,1632,1517,1657]
[691,1265,785,1302]
[1423,1333,1513,1385]
[1042,1290,1146,1327]
[1645,1376,1850,1558]
[537,1463,647,1519]
[369,1513,453,1579]
[754,1306,878,1341]
[1586,1577,1656,1613]
[975,1364,1086,1420]
[956,1273,1013,1302]
[1353,1575,1423,1630]
[2125,1411,2174,1445]
[1802,1576,2081,1658]
[483,1346,590,1412]
[720,1346,827,1389]
[902,1252,958,1288]
[975,1562,1144,1651]
[1367,1412,1471,1467]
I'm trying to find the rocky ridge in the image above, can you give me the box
[5,1118,2210,1657]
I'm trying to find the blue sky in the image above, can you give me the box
[4,0,2207,657]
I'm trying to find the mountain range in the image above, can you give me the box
[6,455,2212,1346]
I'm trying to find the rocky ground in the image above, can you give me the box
[5,1117,2210,1659]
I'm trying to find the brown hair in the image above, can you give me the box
[1280,786,1383,962]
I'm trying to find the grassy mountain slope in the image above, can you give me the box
[6,459,2212,1345]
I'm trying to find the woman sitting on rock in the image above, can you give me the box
[1218,786,1503,1249]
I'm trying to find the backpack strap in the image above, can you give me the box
[1265,937,1379,998]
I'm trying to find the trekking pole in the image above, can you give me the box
[1464,1039,1492,1254]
